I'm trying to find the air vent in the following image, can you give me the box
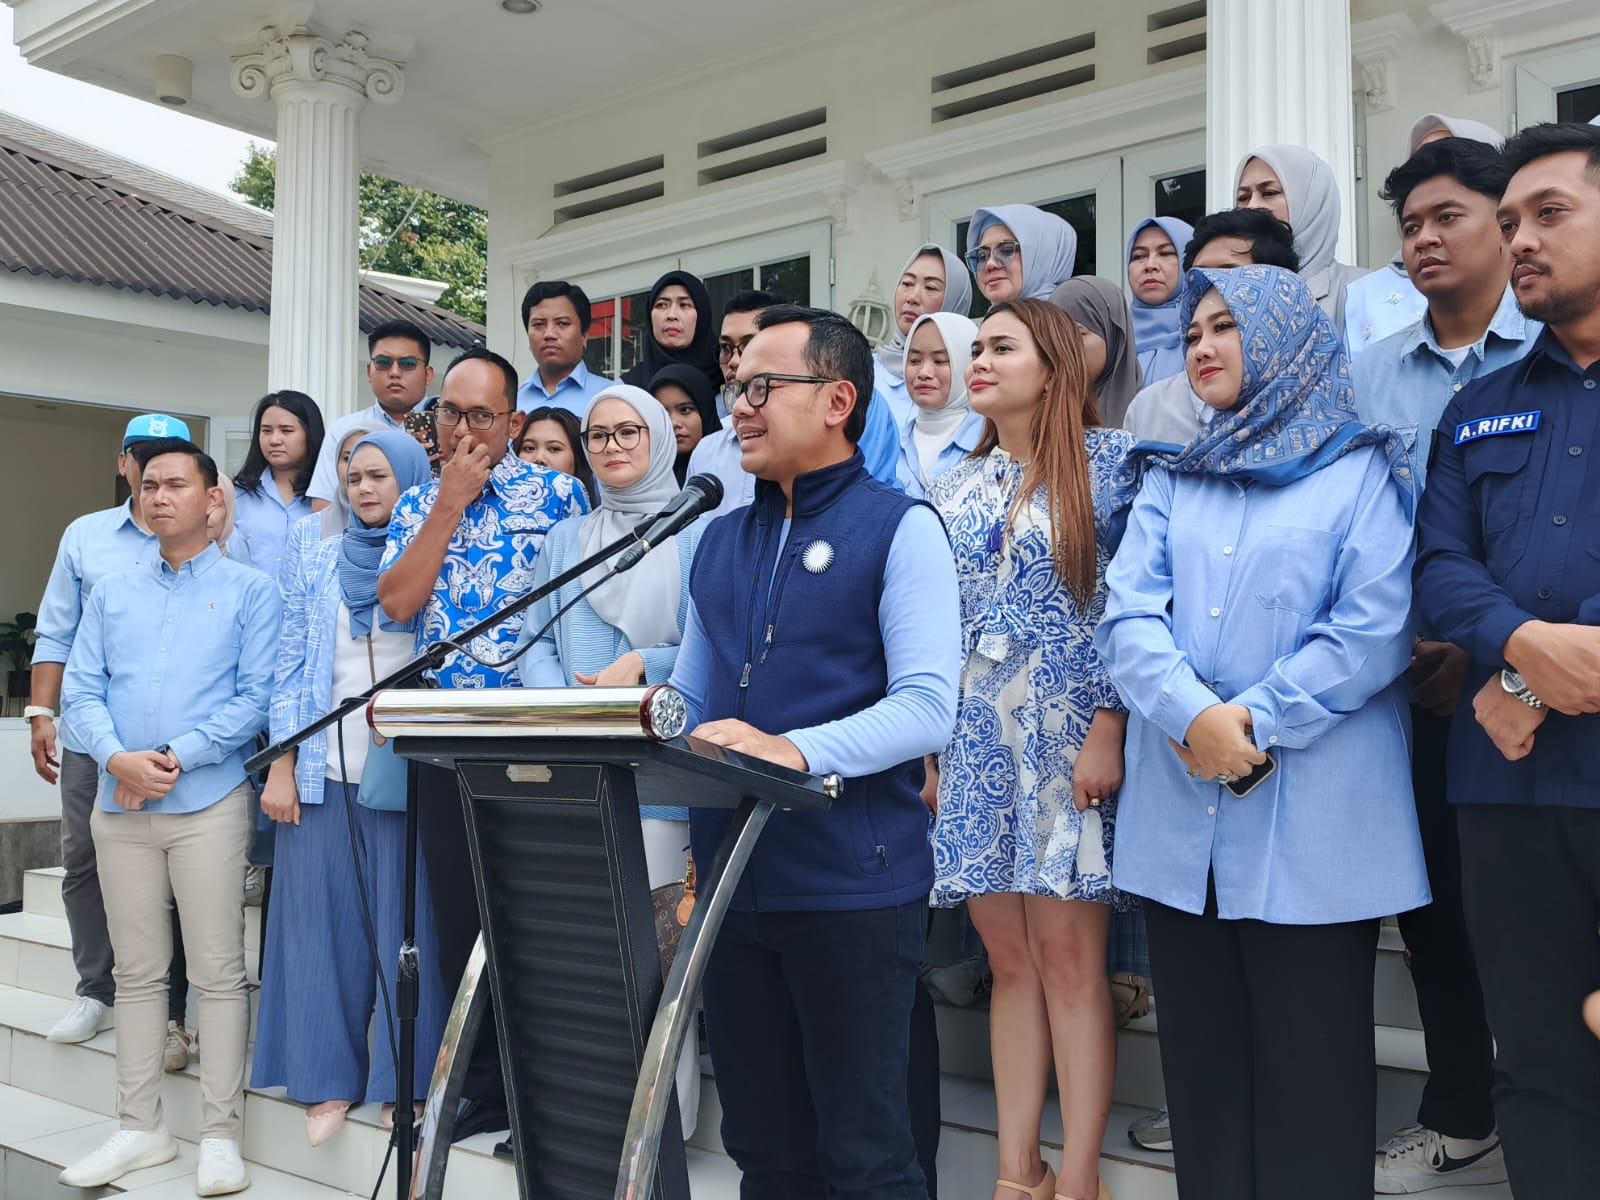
[1147,2,1206,64]
[697,109,828,186]
[930,35,1095,123]
[553,156,663,198]
[551,155,666,225]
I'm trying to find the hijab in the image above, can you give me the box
[875,243,974,379]
[647,363,723,485]
[1138,265,1413,516]
[338,430,433,638]
[578,385,685,650]
[209,475,239,556]
[1232,145,1343,280]
[1048,276,1144,428]
[1126,217,1195,387]
[902,311,979,485]
[319,418,389,539]
[966,204,1079,301]
[621,270,721,391]
[1406,113,1505,155]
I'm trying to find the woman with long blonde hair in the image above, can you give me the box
[929,298,1137,1200]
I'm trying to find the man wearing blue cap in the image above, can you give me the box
[28,413,190,1048]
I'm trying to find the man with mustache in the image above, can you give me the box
[1415,120,1600,1200]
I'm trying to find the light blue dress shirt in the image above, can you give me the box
[669,504,959,778]
[233,481,314,586]
[515,360,615,417]
[874,362,914,428]
[61,544,281,814]
[1096,448,1430,923]
[308,404,405,505]
[268,516,348,807]
[894,409,985,499]
[1344,261,1428,355]
[1351,286,1539,487]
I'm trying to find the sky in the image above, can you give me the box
[0,8,265,196]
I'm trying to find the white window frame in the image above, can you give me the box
[1511,35,1600,128]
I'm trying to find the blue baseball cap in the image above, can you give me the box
[122,413,192,448]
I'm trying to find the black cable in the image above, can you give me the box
[445,567,629,672]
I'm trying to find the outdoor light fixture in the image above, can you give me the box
[500,0,541,12]
[153,54,192,106]
[846,270,894,348]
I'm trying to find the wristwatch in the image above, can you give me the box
[22,705,56,722]
[1501,669,1545,710]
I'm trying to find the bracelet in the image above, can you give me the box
[22,705,56,721]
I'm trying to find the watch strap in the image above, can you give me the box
[22,705,56,721]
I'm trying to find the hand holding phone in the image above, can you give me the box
[404,410,442,474]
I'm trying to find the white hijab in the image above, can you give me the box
[903,311,979,485]
[578,385,684,651]
[1406,113,1505,156]
[966,204,1079,301]
[875,243,974,379]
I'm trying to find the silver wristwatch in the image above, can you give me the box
[1501,669,1545,710]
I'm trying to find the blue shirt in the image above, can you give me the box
[1352,287,1539,487]
[379,453,590,688]
[894,409,985,499]
[857,384,902,485]
[1415,330,1600,808]
[60,544,281,814]
[35,502,160,754]
[232,482,314,585]
[515,360,614,417]
[1097,449,1429,922]
[308,403,406,505]
[1344,261,1427,355]
[873,362,914,428]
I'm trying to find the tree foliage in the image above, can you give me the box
[230,143,487,324]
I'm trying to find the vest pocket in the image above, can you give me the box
[848,795,891,876]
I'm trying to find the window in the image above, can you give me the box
[1153,168,1206,229]
[1557,82,1600,124]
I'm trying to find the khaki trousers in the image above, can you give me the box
[91,782,253,1140]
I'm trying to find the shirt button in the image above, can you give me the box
[1223,546,1234,555]
[1539,586,1554,599]
[1452,383,1462,392]
[1571,446,1584,457]
[1207,806,1216,816]
[1269,735,1279,745]
[1586,380,1597,390]
[1210,607,1221,617]
[1554,515,1568,526]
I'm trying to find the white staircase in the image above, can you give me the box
[0,867,1513,1199]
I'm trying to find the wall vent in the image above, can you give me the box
[930,35,1095,123]
[551,155,666,224]
[697,109,828,186]
[553,155,664,198]
[1147,2,1206,65]
[1148,1,1205,31]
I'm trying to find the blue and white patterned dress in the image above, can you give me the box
[929,429,1137,906]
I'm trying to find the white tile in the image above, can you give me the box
[10,1032,117,1116]
[0,913,73,949]
[0,982,78,1038]
[15,942,82,1001]
[22,868,67,920]
[240,1087,384,1197]
[0,932,18,987]
[0,1030,9,1086]
[0,1084,109,1146]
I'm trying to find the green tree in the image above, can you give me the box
[230,143,487,325]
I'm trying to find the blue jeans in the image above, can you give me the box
[702,899,928,1200]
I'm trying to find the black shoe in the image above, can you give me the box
[452,1096,510,1142]
[492,1138,515,1160]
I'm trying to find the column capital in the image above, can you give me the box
[230,26,403,105]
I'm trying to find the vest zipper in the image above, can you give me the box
[737,522,776,720]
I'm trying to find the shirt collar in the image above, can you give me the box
[1400,286,1533,364]
[488,451,530,498]
[154,541,223,580]
[531,360,590,398]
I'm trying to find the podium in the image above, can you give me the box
[370,687,838,1200]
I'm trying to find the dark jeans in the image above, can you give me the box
[415,762,505,1119]
[1144,881,1378,1200]
[1458,803,1600,1200]
[1396,708,1496,1138]
[702,899,928,1200]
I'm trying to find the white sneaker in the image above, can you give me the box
[1375,1123,1508,1193]
[58,1128,177,1188]
[48,996,112,1043]
[196,1137,250,1196]
[1128,1106,1173,1152]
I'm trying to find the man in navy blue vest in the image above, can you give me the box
[669,305,960,1199]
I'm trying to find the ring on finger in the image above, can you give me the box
[1087,796,1102,808]
[1216,772,1237,784]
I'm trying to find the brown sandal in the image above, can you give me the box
[997,1163,1056,1200]
[1110,972,1151,1028]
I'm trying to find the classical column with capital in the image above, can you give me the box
[1205,0,1357,262]
[231,27,403,419]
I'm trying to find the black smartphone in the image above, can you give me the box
[1225,752,1277,797]
[404,409,441,474]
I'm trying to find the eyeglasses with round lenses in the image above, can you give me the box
[964,239,1021,273]
[583,424,647,452]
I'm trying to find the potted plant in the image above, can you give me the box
[0,612,37,718]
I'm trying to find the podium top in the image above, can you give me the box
[368,684,687,741]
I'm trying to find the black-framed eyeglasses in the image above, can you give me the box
[583,423,647,452]
[964,239,1021,273]
[371,355,423,372]
[435,404,506,431]
[717,336,756,362]
[726,373,837,409]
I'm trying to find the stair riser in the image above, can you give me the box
[0,936,260,1003]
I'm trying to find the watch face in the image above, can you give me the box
[1503,670,1526,693]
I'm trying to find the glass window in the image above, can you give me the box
[704,268,755,323]
[1154,168,1206,230]
[583,298,617,377]
[759,256,811,305]
[954,194,1093,316]
[616,288,652,380]
[1557,82,1600,124]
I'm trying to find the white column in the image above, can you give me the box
[231,28,403,419]
[1206,0,1357,262]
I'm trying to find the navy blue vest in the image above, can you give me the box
[688,453,933,911]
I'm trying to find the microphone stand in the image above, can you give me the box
[245,518,657,1200]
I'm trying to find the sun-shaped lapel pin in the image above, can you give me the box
[801,539,835,575]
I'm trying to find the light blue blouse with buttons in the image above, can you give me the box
[1096,447,1431,924]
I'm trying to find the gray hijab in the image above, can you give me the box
[1234,144,1342,280]
[1406,113,1504,155]
[967,204,1079,302]
[1049,276,1143,428]
[875,243,974,379]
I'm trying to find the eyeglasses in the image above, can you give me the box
[583,423,647,452]
[435,405,506,431]
[725,373,837,409]
[964,239,1021,273]
[717,337,756,362]
[371,355,423,373]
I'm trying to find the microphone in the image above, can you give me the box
[614,474,724,572]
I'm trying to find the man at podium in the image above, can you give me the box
[668,304,960,1199]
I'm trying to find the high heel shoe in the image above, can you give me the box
[305,1102,351,1148]
[1055,1178,1111,1200]
[997,1163,1056,1200]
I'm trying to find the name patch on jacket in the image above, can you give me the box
[1454,410,1541,445]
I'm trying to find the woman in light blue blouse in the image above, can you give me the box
[232,389,325,583]
[514,383,702,1136]
[1097,265,1427,1200]
[253,430,446,1148]
[893,311,981,499]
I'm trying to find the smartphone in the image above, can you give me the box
[404,410,441,474]
[1225,752,1276,797]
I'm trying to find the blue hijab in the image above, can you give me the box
[339,430,433,638]
[1126,217,1194,386]
[1138,265,1414,517]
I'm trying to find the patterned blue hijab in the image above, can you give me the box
[339,430,433,638]
[1138,265,1414,517]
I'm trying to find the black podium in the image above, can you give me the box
[371,686,838,1200]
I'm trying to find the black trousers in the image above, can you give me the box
[1396,708,1496,1137]
[1458,803,1600,1200]
[415,762,506,1119]
[702,900,928,1200]
[1144,881,1378,1200]
[908,923,941,1198]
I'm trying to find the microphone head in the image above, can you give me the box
[685,473,724,506]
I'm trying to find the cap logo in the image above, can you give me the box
[148,417,169,436]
